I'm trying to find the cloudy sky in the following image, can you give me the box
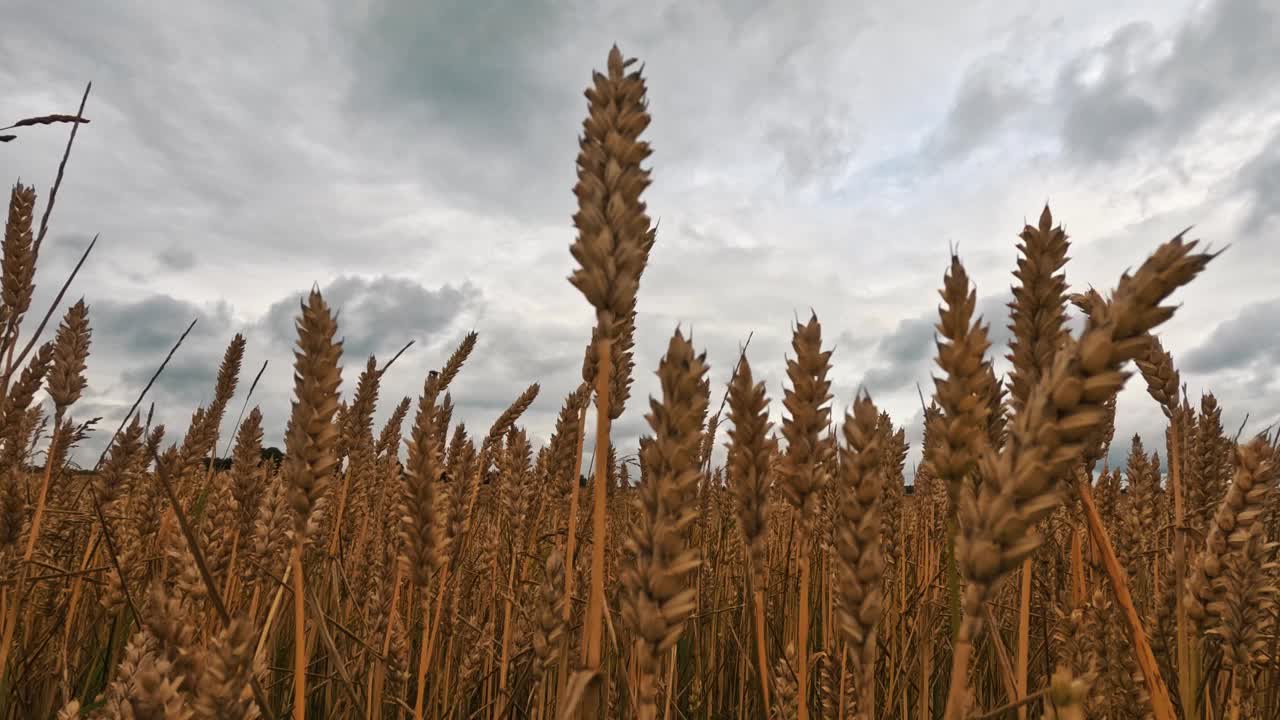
[3,0,1277,477]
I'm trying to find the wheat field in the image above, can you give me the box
[0,46,1276,720]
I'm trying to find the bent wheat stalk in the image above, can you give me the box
[942,229,1213,720]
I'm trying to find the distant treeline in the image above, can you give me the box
[40,447,289,476]
[197,447,285,472]
[44,447,925,498]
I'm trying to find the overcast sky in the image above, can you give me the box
[3,0,1277,477]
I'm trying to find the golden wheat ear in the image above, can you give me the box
[1,183,37,338]
[929,253,995,516]
[566,49,655,709]
[620,328,708,720]
[281,287,343,720]
[835,391,886,720]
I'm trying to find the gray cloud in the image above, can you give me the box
[1055,22,1163,161]
[156,246,197,272]
[858,291,1015,395]
[861,315,935,392]
[85,296,243,448]
[121,357,224,414]
[1183,297,1280,373]
[922,58,1033,164]
[342,0,885,220]
[350,0,565,143]
[766,98,861,191]
[1055,0,1280,161]
[93,295,236,359]
[1236,128,1280,233]
[62,276,480,460]
[259,276,481,362]
[345,0,578,220]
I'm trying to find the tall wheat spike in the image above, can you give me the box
[282,289,343,720]
[566,45,653,715]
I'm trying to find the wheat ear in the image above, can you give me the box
[566,45,653,708]
[282,288,343,720]
[834,392,885,720]
[778,313,835,720]
[726,355,774,714]
[621,328,708,720]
